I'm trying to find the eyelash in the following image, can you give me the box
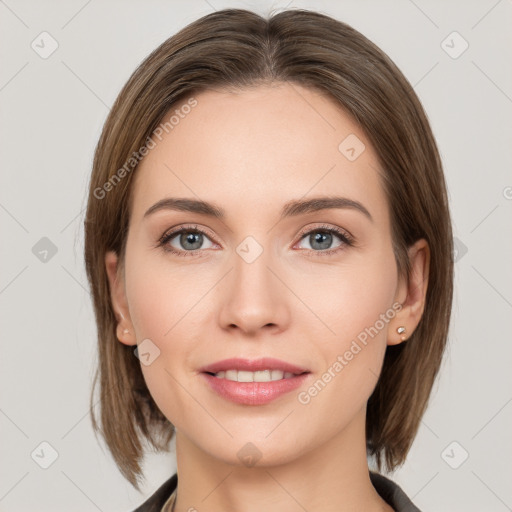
[156,223,355,258]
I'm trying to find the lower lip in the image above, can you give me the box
[201,372,310,405]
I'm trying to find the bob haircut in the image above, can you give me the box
[84,8,453,489]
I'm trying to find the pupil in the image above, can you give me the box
[311,232,331,250]
[181,232,202,250]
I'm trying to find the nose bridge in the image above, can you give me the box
[218,234,289,334]
[234,235,273,295]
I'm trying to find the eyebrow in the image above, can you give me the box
[143,196,373,222]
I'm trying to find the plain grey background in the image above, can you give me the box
[1,0,511,511]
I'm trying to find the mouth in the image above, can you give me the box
[204,369,306,382]
[199,357,311,405]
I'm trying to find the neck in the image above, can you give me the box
[172,408,393,512]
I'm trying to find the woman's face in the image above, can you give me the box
[107,83,416,467]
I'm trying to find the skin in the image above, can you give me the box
[105,82,429,512]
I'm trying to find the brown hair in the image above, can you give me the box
[84,8,453,489]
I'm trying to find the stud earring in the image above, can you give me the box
[123,329,130,334]
[397,326,406,341]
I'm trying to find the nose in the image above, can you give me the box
[217,243,291,336]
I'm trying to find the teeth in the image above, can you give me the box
[255,370,270,381]
[225,370,237,381]
[213,370,297,382]
[238,370,254,382]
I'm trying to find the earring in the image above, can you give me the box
[123,329,130,334]
[397,326,406,341]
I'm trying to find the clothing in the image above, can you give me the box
[132,471,421,512]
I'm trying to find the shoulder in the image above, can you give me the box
[370,471,422,512]
[131,473,178,512]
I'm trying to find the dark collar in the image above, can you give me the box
[132,473,177,512]
[369,471,421,511]
[132,471,421,512]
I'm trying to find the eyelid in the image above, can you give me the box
[157,224,216,245]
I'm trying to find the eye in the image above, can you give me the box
[295,224,354,255]
[157,225,216,257]
[157,223,354,257]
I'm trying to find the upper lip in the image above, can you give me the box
[199,357,310,375]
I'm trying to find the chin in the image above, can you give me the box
[195,430,308,469]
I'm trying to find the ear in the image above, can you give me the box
[105,250,136,346]
[388,238,430,346]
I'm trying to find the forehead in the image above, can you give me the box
[130,83,388,223]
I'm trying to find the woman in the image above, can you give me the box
[84,8,453,512]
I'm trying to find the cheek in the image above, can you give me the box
[295,251,397,406]
[123,251,214,416]
[125,248,209,340]
[293,249,398,345]
[127,274,175,340]
[124,262,197,428]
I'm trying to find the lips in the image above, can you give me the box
[199,357,311,405]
